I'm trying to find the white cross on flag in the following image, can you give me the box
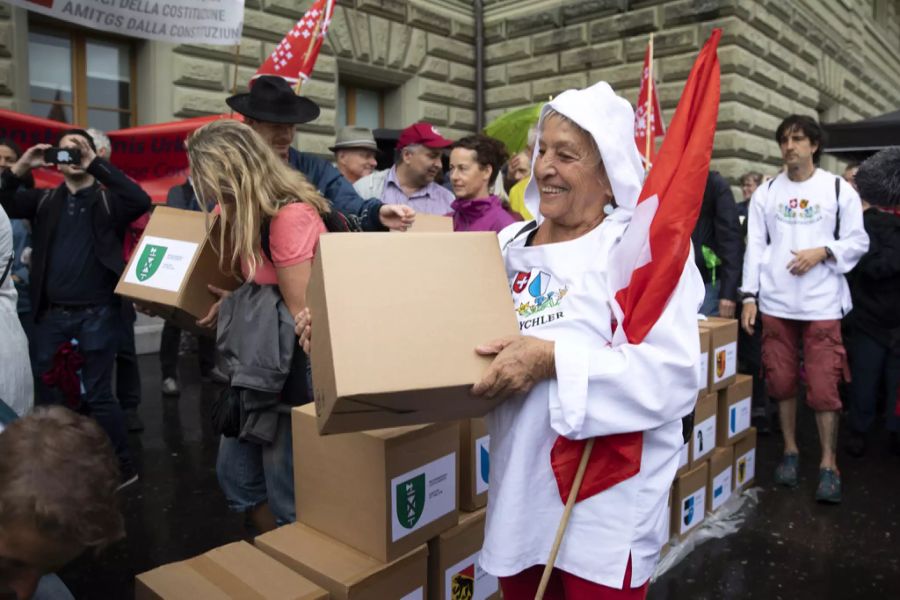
[253,0,335,85]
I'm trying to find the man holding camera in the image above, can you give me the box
[0,129,151,487]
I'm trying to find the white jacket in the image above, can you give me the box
[741,169,869,320]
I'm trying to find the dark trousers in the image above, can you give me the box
[738,302,769,414]
[34,303,133,472]
[846,327,900,434]
[160,320,215,380]
[116,301,142,411]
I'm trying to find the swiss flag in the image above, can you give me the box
[634,43,666,169]
[551,30,721,505]
[254,0,336,85]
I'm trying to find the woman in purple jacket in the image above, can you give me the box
[448,134,522,233]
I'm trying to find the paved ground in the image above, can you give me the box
[58,355,900,599]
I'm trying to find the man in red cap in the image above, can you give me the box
[353,122,456,215]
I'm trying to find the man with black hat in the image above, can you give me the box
[0,129,150,488]
[330,126,378,184]
[354,121,456,215]
[226,76,413,231]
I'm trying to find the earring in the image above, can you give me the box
[603,203,615,216]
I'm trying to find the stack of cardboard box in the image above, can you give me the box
[670,317,758,544]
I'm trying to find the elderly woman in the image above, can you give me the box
[472,82,704,598]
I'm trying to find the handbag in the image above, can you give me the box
[210,385,241,438]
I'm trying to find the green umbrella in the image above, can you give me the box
[483,103,544,155]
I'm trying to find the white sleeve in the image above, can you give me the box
[548,256,704,439]
[825,180,869,274]
[740,185,768,296]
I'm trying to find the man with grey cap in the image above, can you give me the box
[331,126,378,184]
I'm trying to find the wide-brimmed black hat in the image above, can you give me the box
[226,76,320,124]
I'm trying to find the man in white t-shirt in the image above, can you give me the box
[741,115,869,504]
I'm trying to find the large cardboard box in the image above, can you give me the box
[733,427,758,492]
[699,317,738,391]
[293,404,459,562]
[256,523,427,600]
[428,509,500,600]
[116,207,237,336]
[135,541,327,600]
[707,446,734,513]
[697,327,711,394]
[307,233,519,434]
[407,214,453,232]
[689,392,717,468]
[716,374,753,446]
[672,462,708,540]
[459,419,490,511]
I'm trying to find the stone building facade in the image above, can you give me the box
[1,0,899,178]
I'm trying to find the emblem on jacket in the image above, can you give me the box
[778,197,821,224]
[510,269,568,318]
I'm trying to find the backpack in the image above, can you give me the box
[260,205,357,263]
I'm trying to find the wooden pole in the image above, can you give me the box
[295,11,325,95]
[534,438,595,600]
[644,33,654,172]
[229,43,240,118]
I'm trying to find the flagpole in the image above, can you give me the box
[535,438,595,600]
[645,33,654,172]
[229,44,240,118]
[295,8,326,95]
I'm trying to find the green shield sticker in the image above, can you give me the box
[136,244,167,282]
[396,473,426,529]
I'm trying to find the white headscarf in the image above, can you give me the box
[524,81,645,223]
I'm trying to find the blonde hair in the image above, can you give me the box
[186,119,330,279]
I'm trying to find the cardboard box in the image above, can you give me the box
[733,427,758,492]
[690,392,717,467]
[428,509,500,600]
[716,374,753,446]
[407,214,454,232]
[116,207,237,337]
[672,462,708,540]
[459,419,490,511]
[675,441,690,477]
[307,233,519,434]
[255,523,427,600]
[293,404,459,562]
[697,327,711,394]
[135,541,327,600]
[699,317,738,391]
[707,446,734,513]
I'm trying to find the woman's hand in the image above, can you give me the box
[472,335,555,400]
[197,285,231,329]
[294,307,311,354]
[379,204,416,231]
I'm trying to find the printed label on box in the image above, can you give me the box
[736,448,756,487]
[475,434,490,495]
[728,397,752,439]
[712,341,737,383]
[711,467,733,511]
[123,236,198,292]
[445,551,498,600]
[698,351,709,388]
[680,486,706,535]
[400,587,424,600]
[391,453,456,542]
[692,415,716,461]
[678,443,689,469]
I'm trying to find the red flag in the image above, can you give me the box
[551,30,721,504]
[254,0,336,85]
[634,43,665,168]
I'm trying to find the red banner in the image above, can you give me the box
[634,43,665,169]
[0,109,240,203]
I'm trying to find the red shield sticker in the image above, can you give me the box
[512,271,531,294]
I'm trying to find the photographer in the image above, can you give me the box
[0,129,151,487]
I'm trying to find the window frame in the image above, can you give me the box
[340,83,385,129]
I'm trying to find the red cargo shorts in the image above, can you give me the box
[760,315,849,411]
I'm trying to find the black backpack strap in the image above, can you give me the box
[501,220,538,252]
[36,189,53,215]
[834,177,841,240]
[0,255,12,288]
[100,188,111,217]
[260,218,273,264]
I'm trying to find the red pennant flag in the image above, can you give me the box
[254,0,336,85]
[634,42,666,169]
[551,29,721,505]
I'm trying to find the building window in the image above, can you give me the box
[28,27,136,130]
[337,83,384,129]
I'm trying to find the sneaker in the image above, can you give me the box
[117,469,140,492]
[774,453,799,487]
[845,430,867,458]
[162,377,180,397]
[124,408,144,433]
[815,468,842,504]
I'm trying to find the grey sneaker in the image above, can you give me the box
[815,468,842,504]
[161,377,180,397]
[774,453,799,487]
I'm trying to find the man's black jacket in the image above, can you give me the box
[691,170,743,302]
[0,158,151,317]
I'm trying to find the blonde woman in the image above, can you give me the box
[187,119,327,530]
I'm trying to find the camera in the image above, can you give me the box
[43,147,82,165]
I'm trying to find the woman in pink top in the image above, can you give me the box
[188,119,327,532]
[448,134,521,233]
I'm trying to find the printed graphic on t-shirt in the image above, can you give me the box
[511,268,568,331]
[776,197,822,225]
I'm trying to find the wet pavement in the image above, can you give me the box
[58,355,900,599]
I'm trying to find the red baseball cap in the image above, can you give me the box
[397,122,454,149]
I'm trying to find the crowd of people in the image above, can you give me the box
[1,73,899,599]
